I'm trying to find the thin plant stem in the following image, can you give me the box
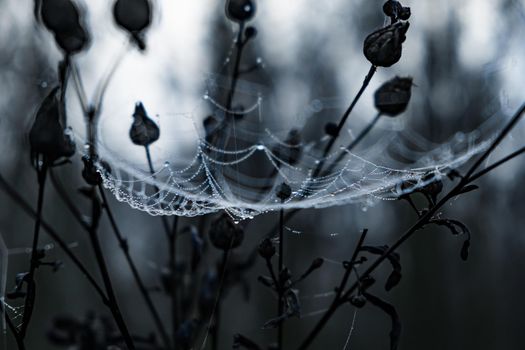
[93,41,130,113]
[19,164,47,339]
[170,215,179,346]
[322,112,383,176]
[226,22,246,114]
[312,65,377,178]
[200,246,232,350]
[278,207,285,349]
[211,250,229,350]
[464,104,525,180]
[0,172,107,302]
[468,145,525,183]
[296,229,367,350]
[144,145,181,342]
[297,103,525,350]
[98,185,172,350]
[49,144,135,347]
[87,188,136,350]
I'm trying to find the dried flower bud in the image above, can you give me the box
[258,238,276,259]
[363,21,409,67]
[244,26,257,40]
[382,1,402,19]
[324,122,339,137]
[226,0,256,23]
[208,214,244,250]
[129,102,159,146]
[29,87,75,166]
[374,76,413,117]
[276,183,292,201]
[113,0,152,50]
[350,295,367,308]
[40,0,89,54]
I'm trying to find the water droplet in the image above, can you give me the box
[164,161,170,167]
[256,57,262,64]
[40,81,48,88]
[256,145,265,151]
[244,4,251,12]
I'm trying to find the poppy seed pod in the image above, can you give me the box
[374,76,413,116]
[208,214,244,251]
[363,21,410,67]
[40,0,89,54]
[29,87,75,166]
[226,0,256,22]
[113,0,152,50]
[129,102,160,146]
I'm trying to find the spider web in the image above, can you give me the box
[86,69,498,220]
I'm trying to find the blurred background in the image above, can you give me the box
[1,0,525,349]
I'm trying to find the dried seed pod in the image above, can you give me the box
[258,238,276,259]
[226,0,256,23]
[129,102,160,146]
[382,1,402,20]
[271,129,302,166]
[82,157,111,186]
[244,26,257,40]
[40,0,89,54]
[399,6,411,21]
[29,87,75,166]
[208,214,244,250]
[374,76,413,116]
[113,0,152,50]
[276,182,292,201]
[363,22,410,67]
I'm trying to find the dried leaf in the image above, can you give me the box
[363,292,401,350]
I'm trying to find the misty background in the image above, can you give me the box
[1,0,525,349]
